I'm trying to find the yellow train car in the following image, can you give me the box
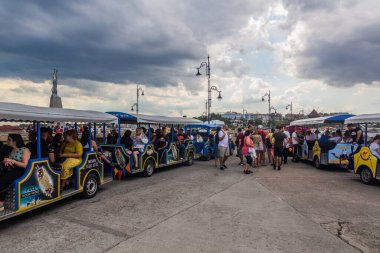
[290,115,356,169]
[345,114,380,184]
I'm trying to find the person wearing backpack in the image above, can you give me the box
[266,128,274,165]
[235,128,245,166]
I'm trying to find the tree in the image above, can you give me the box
[254,118,263,126]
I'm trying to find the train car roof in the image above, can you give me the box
[290,114,354,126]
[290,116,328,126]
[0,102,117,123]
[324,114,355,123]
[344,113,380,124]
[106,112,202,125]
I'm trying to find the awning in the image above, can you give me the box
[290,117,328,126]
[0,102,117,123]
[323,114,354,123]
[290,114,355,126]
[107,112,202,125]
[344,113,380,124]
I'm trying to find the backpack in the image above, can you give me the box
[214,133,220,145]
[265,137,272,148]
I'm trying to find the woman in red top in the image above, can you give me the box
[241,130,254,174]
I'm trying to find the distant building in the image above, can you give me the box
[284,113,306,121]
[308,109,320,118]
[221,111,241,120]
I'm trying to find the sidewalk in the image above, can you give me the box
[108,175,359,253]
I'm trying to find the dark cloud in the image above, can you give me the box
[0,0,271,89]
[0,1,205,86]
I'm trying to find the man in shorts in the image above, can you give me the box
[218,125,230,170]
[273,126,287,170]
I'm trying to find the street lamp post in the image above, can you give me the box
[270,106,278,123]
[262,90,271,126]
[196,55,222,123]
[286,102,293,121]
[298,109,305,119]
[131,84,144,115]
[204,100,208,122]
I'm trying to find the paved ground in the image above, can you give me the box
[0,157,379,253]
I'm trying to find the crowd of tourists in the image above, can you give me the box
[214,122,380,175]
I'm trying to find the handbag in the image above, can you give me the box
[249,148,257,158]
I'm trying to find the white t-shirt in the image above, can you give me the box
[283,131,290,148]
[218,130,229,147]
[370,142,380,158]
[291,132,298,145]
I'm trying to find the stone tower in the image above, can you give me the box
[49,68,63,108]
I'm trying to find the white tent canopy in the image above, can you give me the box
[107,112,202,125]
[344,113,380,124]
[290,117,328,126]
[0,102,117,123]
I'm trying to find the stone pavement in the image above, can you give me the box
[0,157,378,252]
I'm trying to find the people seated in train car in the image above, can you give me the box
[177,129,185,144]
[171,129,179,143]
[0,134,31,211]
[0,144,12,163]
[26,127,54,160]
[58,130,83,190]
[149,128,156,143]
[26,130,38,159]
[40,127,53,158]
[340,131,353,144]
[106,129,119,144]
[185,129,194,141]
[49,133,65,164]
[120,130,134,151]
[80,129,111,165]
[320,130,331,143]
[329,130,342,143]
[161,127,170,143]
[305,130,314,141]
[174,130,185,159]
[347,123,364,145]
[154,129,168,162]
[141,127,148,136]
[132,128,148,168]
[195,130,204,143]
[370,135,380,159]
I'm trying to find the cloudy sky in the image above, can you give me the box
[0,0,379,117]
